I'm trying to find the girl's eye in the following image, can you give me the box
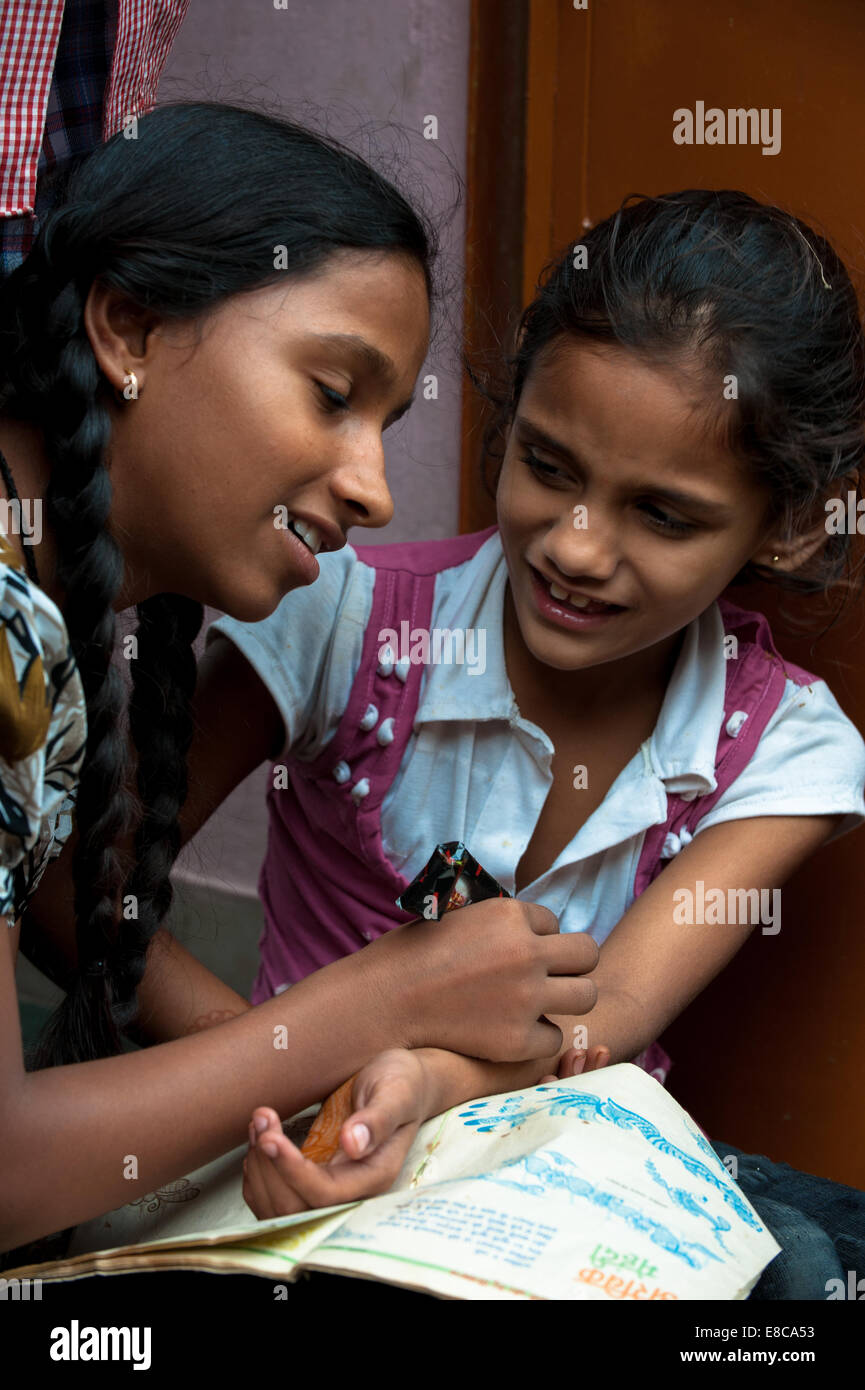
[640,502,694,536]
[316,381,350,412]
[521,449,571,485]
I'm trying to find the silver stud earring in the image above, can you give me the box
[122,370,139,401]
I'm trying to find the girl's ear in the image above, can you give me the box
[82,280,163,397]
[754,471,861,574]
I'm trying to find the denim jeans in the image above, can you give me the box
[711,1141,865,1300]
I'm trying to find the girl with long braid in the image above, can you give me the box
[0,101,600,1257]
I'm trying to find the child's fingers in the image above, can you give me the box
[260,1135,360,1207]
[243,1146,279,1219]
[249,1105,282,1144]
[557,1047,587,1078]
[300,1079,356,1163]
[557,1044,611,1078]
[262,1118,416,1209]
[586,1045,611,1071]
[253,1131,312,1217]
[339,1075,421,1160]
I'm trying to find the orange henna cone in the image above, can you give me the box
[300,1075,358,1163]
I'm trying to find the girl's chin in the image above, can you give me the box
[511,612,598,671]
[217,548,321,623]
[215,581,291,625]
[515,595,625,654]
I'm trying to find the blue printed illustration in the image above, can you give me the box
[684,1116,728,1168]
[475,1149,721,1270]
[643,1159,733,1253]
[458,1086,762,1232]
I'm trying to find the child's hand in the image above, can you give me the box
[242,1049,433,1220]
[537,1043,611,1083]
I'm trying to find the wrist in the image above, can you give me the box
[353,928,419,1051]
[411,1048,465,1116]
[408,1045,464,1117]
[412,1048,547,1118]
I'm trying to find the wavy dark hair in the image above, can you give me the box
[477,189,865,597]
[0,101,436,1067]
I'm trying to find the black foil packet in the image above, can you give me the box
[396,840,510,920]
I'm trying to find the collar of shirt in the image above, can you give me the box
[410,531,726,870]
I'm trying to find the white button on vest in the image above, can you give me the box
[377,645,395,677]
[359,703,378,731]
[660,826,694,858]
[395,655,411,683]
[726,710,748,738]
[351,778,371,803]
[332,760,351,784]
[376,717,395,746]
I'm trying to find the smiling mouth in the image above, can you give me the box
[539,572,625,613]
[284,515,323,555]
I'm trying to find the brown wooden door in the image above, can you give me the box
[462,0,865,1183]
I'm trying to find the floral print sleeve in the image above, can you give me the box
[0,533,86,924]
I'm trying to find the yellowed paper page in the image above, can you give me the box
[304,1065,780,1300]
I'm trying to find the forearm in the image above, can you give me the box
[1,948,399,1252]
[547,985,655,1067]
[128,928,251,1044]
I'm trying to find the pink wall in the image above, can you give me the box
[159,0,470,895]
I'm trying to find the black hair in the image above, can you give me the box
[0,100,436,1067]
[478,189,865,596]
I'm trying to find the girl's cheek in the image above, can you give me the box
[495,466,522,533]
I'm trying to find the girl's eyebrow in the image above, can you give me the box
[515,415,735,519]
[308,331,397,386]
[307,331,415,421]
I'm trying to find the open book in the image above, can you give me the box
[5,1065,779,1300]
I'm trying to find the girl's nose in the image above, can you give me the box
[544,505,620,582]
[330,429,394,531]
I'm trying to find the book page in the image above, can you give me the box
[304,1064,780,1300]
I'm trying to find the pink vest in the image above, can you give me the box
[254,527,820,1083]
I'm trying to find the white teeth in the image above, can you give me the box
[288,517,323,556]
[548,578,605,610]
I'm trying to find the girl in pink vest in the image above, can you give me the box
[229,193,865,1237]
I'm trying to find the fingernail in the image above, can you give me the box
[351,1123,370,1154]
[262,1141,278,1158]
[573,1049,586,1060]
[254,1115,268,1133]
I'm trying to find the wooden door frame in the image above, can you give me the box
[459,0,528,534]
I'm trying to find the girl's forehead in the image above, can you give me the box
[522,338,706,430]
[516,338,758,498]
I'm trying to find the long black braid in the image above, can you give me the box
[0,101,436,1066]
[1,234,137,1061]
[114,593,203,1034]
